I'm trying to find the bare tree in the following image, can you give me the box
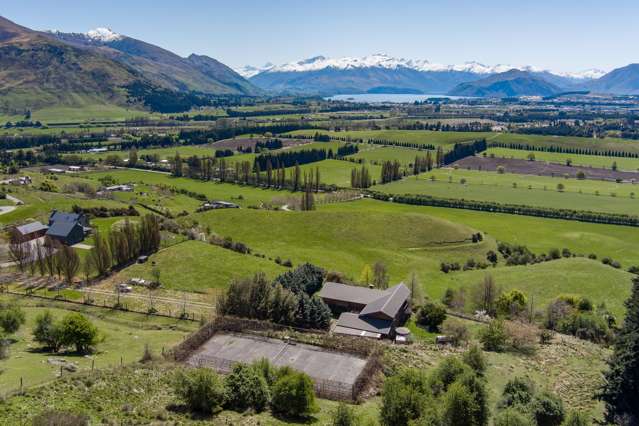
[372,261,389,289]
[35,239,46,276]
[472,274,501,316]
[43,237,58,278]
[408,272,423,307]
[57,245,80,284]
[8,229,31,272]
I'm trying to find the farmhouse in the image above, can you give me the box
[104,184,133,192]
[319,282,411,339]
[13,221,48,242]
[45,210,90,245]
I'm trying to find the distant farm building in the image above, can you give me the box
[45,210,91,245]
[198,200,240,212]
[12,221,48,242]
[319,282,411,339]
[104,184,133,192]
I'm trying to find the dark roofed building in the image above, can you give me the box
[13,221,48,242]
[318,282,411,339]
[45,210,90,245]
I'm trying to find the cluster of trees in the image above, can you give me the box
[545,295,615,344]
[489,141,639,159]
[33,311,100,354]
[254,148,328,170]
[442,139,488,165]
[71,205,139,218]
[214,149,234,158]
[0,303,25,359]
[350,165,372,188]
[380,352,489,426]
[380,160,403,184]
[8,234,79,284]
[413,153,434,174]
[174,359,317,419]
[358,261,390,289]
[290,133,437,150]
[217,266,331,330]
[372,192,639,227]
[336,144,359,157]
[395,120,493,133]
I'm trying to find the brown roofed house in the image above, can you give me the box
[318,282,411,339]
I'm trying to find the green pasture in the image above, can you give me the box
[486,147,639,171]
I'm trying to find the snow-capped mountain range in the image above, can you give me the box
[237,53,606,80]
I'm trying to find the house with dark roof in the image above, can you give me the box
[13,221,48,242]
[318,282,411,339]
[45,210,90,245]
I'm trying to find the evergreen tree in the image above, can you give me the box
[599,277,639,424]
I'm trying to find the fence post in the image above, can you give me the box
[92,359,95,371]
[19,377,23,394]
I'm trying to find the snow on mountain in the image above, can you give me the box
[85,27,122,42]
[557,69,607,80]
[239,54,600,80]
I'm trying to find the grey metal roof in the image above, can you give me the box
[333,326,381,339]
[360,283,410,320]
[336,312,393,335]
[46,221,80,238]
[50,211,81,223]
[318,282,385,306]
[15,221,47,235]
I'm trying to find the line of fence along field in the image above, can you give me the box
[0,283,216,323]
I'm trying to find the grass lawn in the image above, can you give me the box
[31,104,151,124]
[486,147,639,171]
[438,257,633,318]
[287,129,494,147]
[112,240,287,292]
[375,167,639,215]
[0,295,197,393]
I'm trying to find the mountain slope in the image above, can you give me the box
[448,69,563,97]
[587,64,639,95]
[0,16,141,110]
[50,29,258,96]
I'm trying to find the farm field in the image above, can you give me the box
[291,159,383,187]
[286,129,494,147]
[83,169,292,207]
[490,133,639,153]
[376,171,639,216]
[486,147,639,171]
[0,295,197,393]
[110,240,287,292]
[346,144,429,166]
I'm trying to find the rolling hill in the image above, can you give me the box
[447,69,564,97]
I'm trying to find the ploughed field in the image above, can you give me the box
[453,155,639,182]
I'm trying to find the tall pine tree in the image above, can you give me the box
[599,276,639,424]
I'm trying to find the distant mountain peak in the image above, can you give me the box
[85,27,122,42]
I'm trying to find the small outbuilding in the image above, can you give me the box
[13,221,48,242]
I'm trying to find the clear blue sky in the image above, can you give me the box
[4,0,638,72]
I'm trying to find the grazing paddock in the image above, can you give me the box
[212,137,310,150]
[186,333,369,400]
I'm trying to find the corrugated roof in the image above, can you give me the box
[318,282,385,306]
[50,211,81,223]
[336,312,393,335]
[15,221,47,235]
[333,326,381,339]
[360,283,410,320]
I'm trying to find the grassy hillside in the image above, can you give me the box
[438,257,633,318]
[111,240,287,292]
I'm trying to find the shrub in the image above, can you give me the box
[57,313,99,354]
[174,368,226,414]
[479,319,508,352]
[332,402,358,426]
[380,368,430,426]
[416,302,447,331]
[31,409,90,426]
[441,381,480,426]
[0,304,25,334]
[0,339,9,360]
[562,411,590,426]
[533,392,565,426]
[271,371,317,419]
[499,377,536,409]
[441,319,470,346]
[33,310,62,352]
[505,322,538,355]
[462,344,486,376]
[428,357,470,396]
[496,290,528,318]
[556,312,612,344]
[494,408,535,426]
[224,363,270,412]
